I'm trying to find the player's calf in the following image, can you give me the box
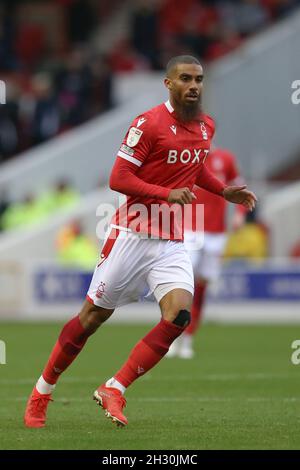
[93,302,191,428]
[24,302,114,428]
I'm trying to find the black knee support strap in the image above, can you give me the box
[172,309,191,328]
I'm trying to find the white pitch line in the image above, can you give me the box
[0,372,296,386]
[7,396,300,403]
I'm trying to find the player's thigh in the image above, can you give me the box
[87,231,153,310]
[147,240,194,322]
[159,288,193,322]
[87,232,129,309]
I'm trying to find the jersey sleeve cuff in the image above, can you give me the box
[159,187,171,201]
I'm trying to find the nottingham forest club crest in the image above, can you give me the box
[96,282,106,299]
[127,127,143,147]
[200,122,208,140]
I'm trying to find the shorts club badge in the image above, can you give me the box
[127,127,143,147]
[96,282,106,299]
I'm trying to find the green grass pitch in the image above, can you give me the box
[0,321,299,450]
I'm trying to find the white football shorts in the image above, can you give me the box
[87,228,194,309]
[184,230,227,282]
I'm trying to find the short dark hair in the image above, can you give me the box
[166,55,201,77]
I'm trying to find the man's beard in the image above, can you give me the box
[175,97,202,122]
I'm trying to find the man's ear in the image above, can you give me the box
[164,78,172,90]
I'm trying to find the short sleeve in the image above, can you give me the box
[116,114,154,168]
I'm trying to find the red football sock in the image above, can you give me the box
[114,318,186,388]
[42,315,91,385]
[185,282,207,336]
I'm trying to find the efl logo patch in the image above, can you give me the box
[127,127,143,147]
[120,144,135,156]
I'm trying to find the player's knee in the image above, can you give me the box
[172,309,191,328]
[79,303,112,333]
[85,310,104,331]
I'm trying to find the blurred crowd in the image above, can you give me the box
[56,219,99,269]
[0,180,99,268]
[113,0,300,71]
[0,180,79,232]
[0,0,117,162]
[224,209,269,261]
[1,0,300,163]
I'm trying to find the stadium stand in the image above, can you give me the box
[1,0,300,162]
[0,0,120,162]
[0,0,300,322]
[2,2,300,454]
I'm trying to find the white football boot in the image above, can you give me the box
[177,333,194,359]
[166,337,182,358]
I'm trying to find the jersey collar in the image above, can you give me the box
[165,99,204,123]
[164,100,174,114]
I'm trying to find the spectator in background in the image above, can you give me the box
[55,47,92,127]
[88,54,113,116]
[0,3,17,71]
[0,80,21,160]
[37,180,80,214]
[206,26,242,61]
[238,0,270,36]
[30,73,60,145]
[15,22,46,71]
[1,49,114,162]
[0,1,111,166]
[224,208,269,260]
[1,193,49,231]
[262,0,300,19]
[67,0,97,43]
[0,188,10,231]
[1,0,299,166]
[217,0,270,38]
[109,38,150,72]
[131,0,160,69]
[56,220,99,269]
[178,1,220,59]
[1,180,79,232]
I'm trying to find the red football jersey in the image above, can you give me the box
[190,147,242,233]
[110,100,219,239]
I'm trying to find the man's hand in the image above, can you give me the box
[168,187,196,205]
[223,185,257,211]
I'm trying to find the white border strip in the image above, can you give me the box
[164,100,174,113]
[110,224,132,232]
[117,151,142,167]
